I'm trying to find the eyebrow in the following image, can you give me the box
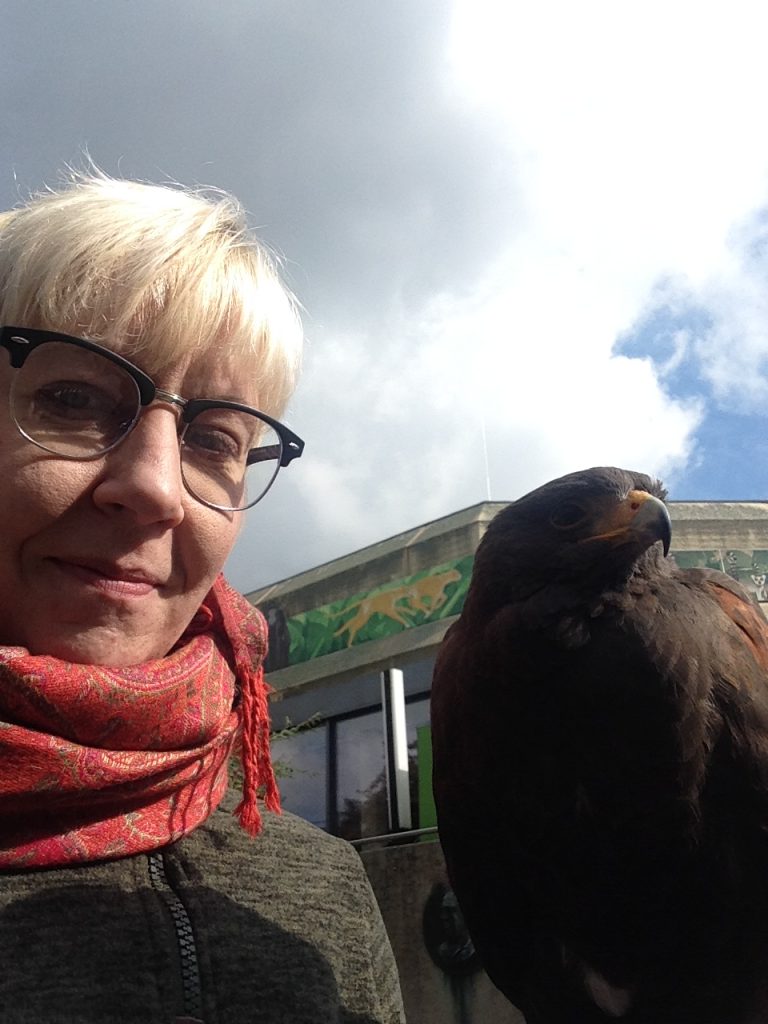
[210,392,257,405]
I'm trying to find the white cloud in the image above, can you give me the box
[663,214,768,409]
[243,0,768,584]
[234,0,768,587]
[230,239,702,592]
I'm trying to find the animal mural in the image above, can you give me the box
[334,568,462,646]
[674,549,768,604]
[279,560,473,666]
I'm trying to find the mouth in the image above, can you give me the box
[49,559,163,598]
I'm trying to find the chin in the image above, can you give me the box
[27,630,171,666]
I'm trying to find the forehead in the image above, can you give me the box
[96,327,261,407]
[163,349,259,406]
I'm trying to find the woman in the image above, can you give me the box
[0,174,405,1023]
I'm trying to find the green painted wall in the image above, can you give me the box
[270,549,768,668]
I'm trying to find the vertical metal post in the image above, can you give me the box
[381,668,412,831]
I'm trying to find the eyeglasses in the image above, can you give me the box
[0,326,305,512]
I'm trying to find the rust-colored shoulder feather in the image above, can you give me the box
[693,569,768,674]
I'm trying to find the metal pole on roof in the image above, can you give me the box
[480,412,492,501]
[381,668,412,831]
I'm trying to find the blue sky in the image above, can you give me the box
[3,1,768,590]
[619,300,768,499]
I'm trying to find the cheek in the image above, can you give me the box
[181,507,242,585]
[0,448,96,589]
[38,463,96,511]
[4,452,94,522]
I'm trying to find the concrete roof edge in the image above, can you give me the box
[247,499,768,603]
[246,500,507,602]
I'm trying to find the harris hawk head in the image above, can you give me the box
[464,467,672,630]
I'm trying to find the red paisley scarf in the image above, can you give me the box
[0,575,280,869]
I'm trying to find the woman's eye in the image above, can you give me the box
[34,381,117,421]
[185,424,243,460]
[549,502,587,529]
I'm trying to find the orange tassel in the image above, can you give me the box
[212,575,281,836]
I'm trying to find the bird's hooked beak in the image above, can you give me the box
[581,489,672,556]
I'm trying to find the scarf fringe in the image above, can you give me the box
[215,578,281,836]
[233,662,281,836]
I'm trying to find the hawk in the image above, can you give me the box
[431,467,768,1023]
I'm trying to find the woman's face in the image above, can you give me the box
[0,336,249,666]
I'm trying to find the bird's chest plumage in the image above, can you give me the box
[434,582,710,924]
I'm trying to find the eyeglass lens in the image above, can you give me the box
[9,340,282,511]
[181,408,280,511]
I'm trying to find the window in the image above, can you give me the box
[273,724,328,830]
[334,709,387,839]
[271,657,437,840]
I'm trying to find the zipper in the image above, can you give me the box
[147,850,205,1024]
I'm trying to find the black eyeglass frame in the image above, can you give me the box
[0,326,305,509]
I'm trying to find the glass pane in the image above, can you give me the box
[272,725,328,830]
[335,710,387,840]
[406,696,433,829]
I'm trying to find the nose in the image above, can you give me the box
[91,406,185,527]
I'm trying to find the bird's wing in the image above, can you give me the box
[690,568,768,674]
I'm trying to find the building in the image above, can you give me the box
[247,499,768,1023]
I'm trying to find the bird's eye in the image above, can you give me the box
[550,502,587,529]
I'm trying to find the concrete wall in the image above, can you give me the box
[360,839,524,1024]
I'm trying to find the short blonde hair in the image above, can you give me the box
[0,173,302,418]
